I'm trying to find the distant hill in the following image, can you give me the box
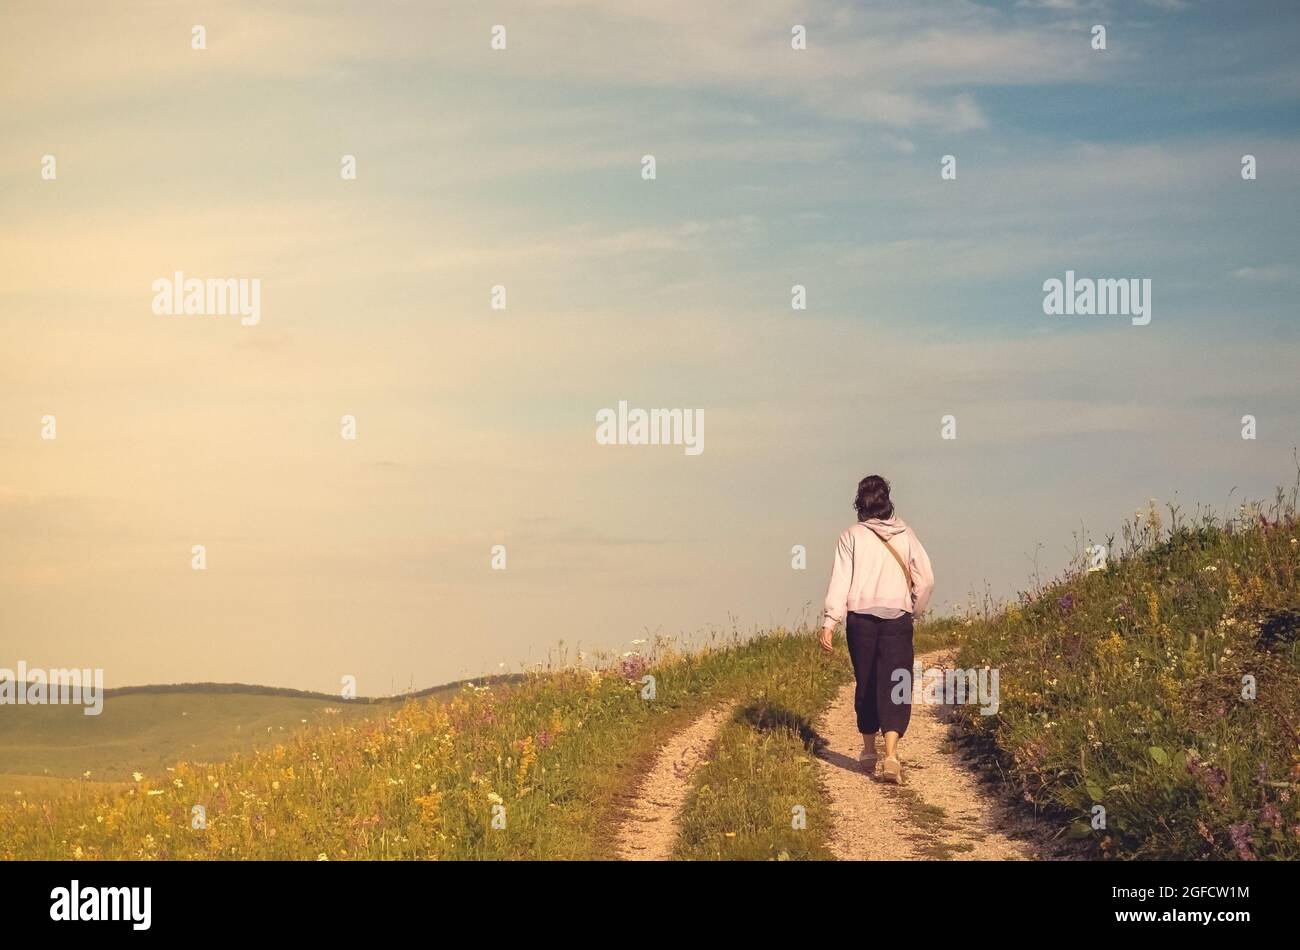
[0,674,522,796]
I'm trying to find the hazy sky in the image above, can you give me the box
[2,0,1298,694]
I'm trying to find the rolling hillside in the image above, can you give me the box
[0,679,502,798]
[2,489,1295,860]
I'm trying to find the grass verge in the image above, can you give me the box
[952,487,1300,859]
[673,638,850,860]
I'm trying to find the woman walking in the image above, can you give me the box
[818,475,934,784]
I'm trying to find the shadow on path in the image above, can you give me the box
[737,699,839,758]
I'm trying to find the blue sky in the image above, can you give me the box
[1,0,1298,692]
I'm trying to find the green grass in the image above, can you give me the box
[0,689,394,788]
[673,638,850,860]
[951,486,1300,859]
[914,614,966,654]
[0,628,836,860]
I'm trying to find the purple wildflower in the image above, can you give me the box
[1228,822,1257,861]
[620,654,647,681]
[1187,759,1227,799]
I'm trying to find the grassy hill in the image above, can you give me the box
[0,679,509,798]
[951,488,1300,859]
[2,487,1295,861]
[0,632,848,859]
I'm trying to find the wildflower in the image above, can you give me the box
[619,653,648,680]
[132,772,144,782]
[1196,821,1215,846]
[1187,759,1227,798]
[416,790,442,823]
[487,791,503,805]
[317,853,329,861]
[1228,822,1257,861]
[146,789,164,797]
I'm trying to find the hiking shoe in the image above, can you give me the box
[880,755,903,784]
[859,736,878,774]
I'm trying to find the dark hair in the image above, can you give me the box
[853,475,894,521]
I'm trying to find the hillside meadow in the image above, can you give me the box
[952,488,1300,859]
[0,630,845,860]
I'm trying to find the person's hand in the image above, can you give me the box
[818,626,834,653]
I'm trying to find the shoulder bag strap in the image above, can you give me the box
[869,528,913,591]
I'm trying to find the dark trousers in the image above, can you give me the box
[845,612,915,738]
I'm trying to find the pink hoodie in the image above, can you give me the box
[821,517,935,630]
